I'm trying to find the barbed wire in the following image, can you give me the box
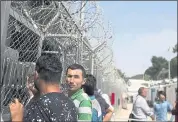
[1,1,121,110]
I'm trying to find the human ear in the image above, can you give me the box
[82,78,86,85]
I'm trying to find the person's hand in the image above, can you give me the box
[9,99,24,121]
[150,115,155,121]
[26,75,38,96]
[173,101,177,109]
[172,101,177,115]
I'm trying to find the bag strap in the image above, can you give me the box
[131,95,139,111]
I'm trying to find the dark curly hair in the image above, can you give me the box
[35,53,63,83]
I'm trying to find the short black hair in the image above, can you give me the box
[35,53,62,83]
[66,64,86,78]
[83,74,96,96]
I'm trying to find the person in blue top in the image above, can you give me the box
[83,74,102,122]
[154,90,173,121]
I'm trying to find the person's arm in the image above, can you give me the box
[167,102,173,112]
[103,106,114,121]
[172,101,178,115]
[141,99,155,120]
[9,99,24,122]
[99,95,114,121]
[78,100,92,121]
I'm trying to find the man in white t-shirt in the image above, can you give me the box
[101,93,115,121]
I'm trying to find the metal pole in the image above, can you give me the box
[168,60,171,80]
[1,1,11,66]
[168,47,171,81]
[80,1,85,64]
[91,54,94,74]
[1,1,11,119]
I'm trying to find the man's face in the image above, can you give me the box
[159,94,165,101]
[66,69,85,92]
[142,88,148,97]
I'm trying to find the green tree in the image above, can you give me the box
[144,74,151,81]
[170,57,177,78]
[170,43,177,78]
[173,44,177,53]
[117,69,126,79]
[144,56,168,80]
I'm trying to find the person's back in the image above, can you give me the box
[94,90,110,117]
[132,87,154,121]
[90,96,102,122]
[9,54,78,121]
[102,94,111,106]
[101,93,115,120]
[24,92,77,121]
[102,93,114,110]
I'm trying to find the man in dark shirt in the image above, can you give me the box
[94,89,114,121]
[91,74,114,121]
[9,53,77,122]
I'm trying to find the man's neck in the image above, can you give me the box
[159,100,165,103]
[68,89,81,97]
[41,83,61,95]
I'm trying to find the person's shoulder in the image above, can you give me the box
[79,92,91,101]
[25,100,36,109]
[92,99,101,110]
[77,93,91,107]
[165,100,170,103]
[40,92,74,105]
[137,95,145,100]
[153,101,158,105]
[96,95,110,109]
[165,101,172,105]
[92,98,100,106]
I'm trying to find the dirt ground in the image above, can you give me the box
[112,104,174,121]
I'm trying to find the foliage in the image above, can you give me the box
[117,69,126,79]
[173,44,177,53]
[145,43,177,80]
[144,56,168,80]
[170,56,177,78]
[130,74,143,79]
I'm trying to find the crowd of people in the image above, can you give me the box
[6,53,178,122]
[9,53,114,122]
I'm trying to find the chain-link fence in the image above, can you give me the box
[1,1,127,118]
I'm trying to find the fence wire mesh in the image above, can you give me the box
[2,1,176,120]
[1,1,127,118]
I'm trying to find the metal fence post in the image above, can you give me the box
[1,1,11,67]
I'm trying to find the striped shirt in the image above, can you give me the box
[70,88,92,121]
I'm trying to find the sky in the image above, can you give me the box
[98,1,177,77]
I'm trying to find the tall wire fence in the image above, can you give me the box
[1,1,127,119]
[2,2,176,121]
